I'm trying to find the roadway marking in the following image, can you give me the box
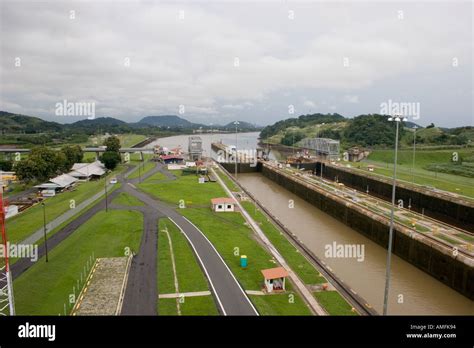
[161,227,181,315]
[182,216,259,316]
[159,291,211,299]
[168,217,228,316]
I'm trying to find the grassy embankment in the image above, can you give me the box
[13,210,143,315]
[355,148,474,198]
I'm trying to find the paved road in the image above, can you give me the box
[11,189,121,280]
[112,203,164,315]
[122,181,258,315]
[9,161,258,316]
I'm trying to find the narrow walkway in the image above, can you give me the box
[159,291,212,299]
[211,167,327,315]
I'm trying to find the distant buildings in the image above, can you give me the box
[346,146,370,162]
[35,173,78,194]
[300,137,340,161]
[160,155,184,164]
[35,161,106,196]
[188,136,203,161]
[69,161,106,180]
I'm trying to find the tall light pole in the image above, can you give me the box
[104,173,108,213]
[412,125,418,184]
[41,202,49,263]
[234,121,239,178]
[383,115,407,315]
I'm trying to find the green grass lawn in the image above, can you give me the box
[249,294,312,315]
[240,201,326,285]
[143,170,169,182]
[13,210,143,315]
[357,148,474,197]
[158,296,218,316]
[215,167,239,191]
[157,218,218,315]
[127,161,156,180]
[117,134,148,148]
[112,192,145,206]
[139,170,226,206]
[313,291,357,316]
[182,208,276,291]
[157,218,211,294]
[7,167,124,244]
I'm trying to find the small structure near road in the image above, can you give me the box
[160,154,184,164]
[261,267,289,293]
[35,173,78,194]
[211,197,235,212]
[69,161,106,180]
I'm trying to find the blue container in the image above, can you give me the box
[240,255,248,268]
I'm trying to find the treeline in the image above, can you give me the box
[261,113,471,148]
[9,135,126,182]
[13,145,83,182]
[260,113,345,139]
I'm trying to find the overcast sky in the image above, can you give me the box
[0,0,472,127]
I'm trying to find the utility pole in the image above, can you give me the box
[104,173,108,213]
[383,115,407,315]
[41,202,48,262]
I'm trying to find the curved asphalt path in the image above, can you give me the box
[9,160,258,316]
[121,180,258,315]
[125,161,257,315]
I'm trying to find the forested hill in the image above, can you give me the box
[260,113,471,148]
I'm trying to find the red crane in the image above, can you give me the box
[0,188,15,315]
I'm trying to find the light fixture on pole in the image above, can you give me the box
[234,121,240,178]
[383,114,407,315]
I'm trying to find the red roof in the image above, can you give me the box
[161,155,183,160]
[211,197,235,205]
[261,267,289,280]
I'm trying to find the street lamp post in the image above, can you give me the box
[412,125,418,184]
[383,115,407,315]
[104,173,108,213]
[234,121,240,178]
[41,202,48,262]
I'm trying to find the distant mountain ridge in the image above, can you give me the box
[0,111,263,134]
[137,115,198,128]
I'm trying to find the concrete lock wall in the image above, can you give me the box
[261,165,474,300]
[220,162,260,173]
[317,164,474,232]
